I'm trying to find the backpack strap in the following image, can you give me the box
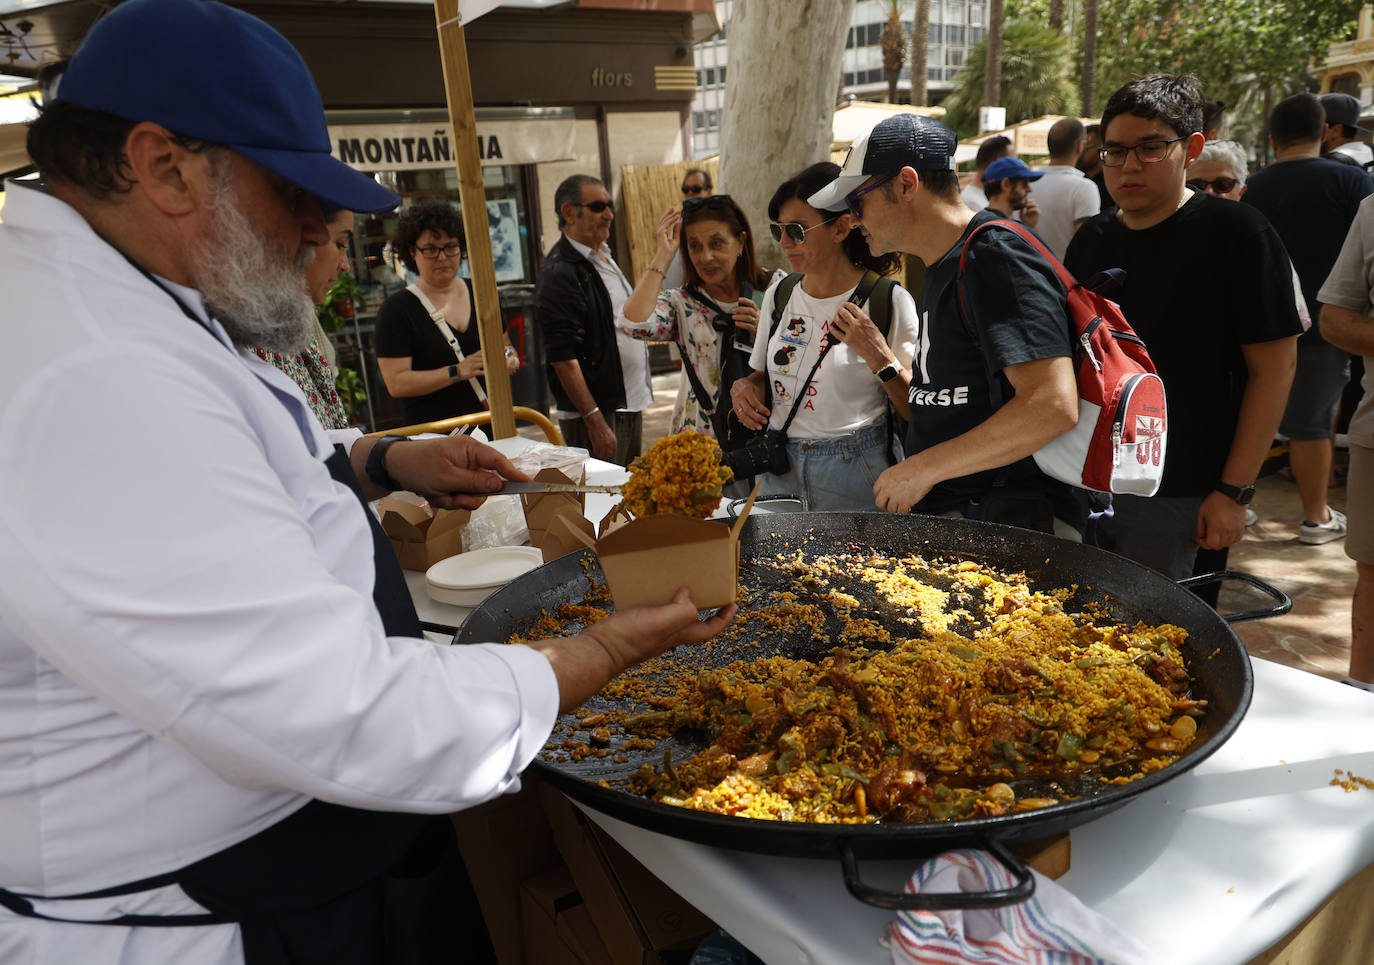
[768,273,805,340]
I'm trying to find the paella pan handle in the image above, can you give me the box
[1177,570,1292,624]
[839,838,1034,910]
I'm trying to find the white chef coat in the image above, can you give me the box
[0,182,559,963]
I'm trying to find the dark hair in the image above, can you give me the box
[1085,123,1101,139]
[554,173,603,228]
[767,162,900,276]
[913,168,962,201]
[1101,73,1204,142]
[678,195,769,292]
[1047,117,1085,158]
[1202,99,1227,135]
[974,136,1012,170]
[27,100,213,199]
[682,167,713,190]
[393,198,465,274]
[1269,92,1326,149]
[320,202,347,224]
[984,177,1006,200]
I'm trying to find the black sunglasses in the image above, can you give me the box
[682,184,708,195]
[768,216,837,244]
[682,193,735,213]
[1187,176,1239,195]
[573,200,613,213]
[845,173,896,220]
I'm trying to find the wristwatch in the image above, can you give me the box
[1214,481,1256,505]
[447,363,460,379]
[365,434,410,491]
[875,362,900,384]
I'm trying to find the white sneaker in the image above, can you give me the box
[1299,507,1347,544]
[1245,508,1258,527]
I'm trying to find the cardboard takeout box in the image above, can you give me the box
[377,494,474,571]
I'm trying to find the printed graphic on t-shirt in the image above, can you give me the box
[769,311,826,410]
[772,379,791,403]
[908,308,971,409]
[773,343,799,374]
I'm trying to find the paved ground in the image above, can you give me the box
[635,368,1356,682]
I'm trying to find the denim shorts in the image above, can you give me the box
[1280,340,1351,441]
[758,421,898,512]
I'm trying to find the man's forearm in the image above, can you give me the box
[1221,338,1297,486]
[1321,304,1374,356]
[551,359,601,416]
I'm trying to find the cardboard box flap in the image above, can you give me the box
[596,517,737,611]
[596,514,729,552]
[428,505,476,541]
[544,512,598,562]
[379,498,433,541]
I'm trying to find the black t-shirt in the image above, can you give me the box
[1242,157,1372,344]
[374,281,486,424]
[909,209,1077,516]
[1065,193,1303,497]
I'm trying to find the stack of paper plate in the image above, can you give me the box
[425,545,545,607]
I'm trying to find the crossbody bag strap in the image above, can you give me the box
[407,283,488,408]
[671,289,723,418]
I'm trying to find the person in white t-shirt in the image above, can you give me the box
[730,162,918,511]
[1028,117,1101,259]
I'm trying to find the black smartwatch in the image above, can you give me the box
[1214,481,1256,505]
[447,363,459,379]
[365,434,410,491]
[876,362,900,384]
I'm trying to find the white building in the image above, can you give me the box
[690,0,986,157]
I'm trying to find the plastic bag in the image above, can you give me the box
[460,494,529,552]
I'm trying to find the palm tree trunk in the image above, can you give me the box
[912,0,930,106]
[1049,0,1064,32]
[1079,0,1097,116]
[983,0,1004,112]
[881,6,907,105]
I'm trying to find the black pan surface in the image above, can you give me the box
[459,512,1252,860]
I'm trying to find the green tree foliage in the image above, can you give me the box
[942,17,1076,136]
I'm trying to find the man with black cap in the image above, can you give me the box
[810,114,1082,535]
[0,1,733,962]
[1321,92,1374,171]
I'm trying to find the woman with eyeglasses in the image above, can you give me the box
[248,203,354,429]
[618,194,784,441]
[729,162,919,511]
[375,199,520,425]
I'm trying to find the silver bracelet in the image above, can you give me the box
[581,406,600,420]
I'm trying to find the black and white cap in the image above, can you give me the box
[808,113,958,211]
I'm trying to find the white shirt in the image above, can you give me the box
[1332,141,1374,168]
[1027,164,1101,259]
[961,180,989,213]
[0,184,559,963]
[566,236,653,413]
[751,275,918,439]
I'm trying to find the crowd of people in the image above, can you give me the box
[3,0,1374,960]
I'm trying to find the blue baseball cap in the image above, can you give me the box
[983,157,1043,185]
[58,0,399,214]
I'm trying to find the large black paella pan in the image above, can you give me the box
[457,512,1286,908]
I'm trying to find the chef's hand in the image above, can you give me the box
[731,375,770,431]
[382,435,530,510]
[873,457,937,514]
[1195,491,1245,550]
[828,301,888,369]
[534,587,738,712]
[731,297,760,344]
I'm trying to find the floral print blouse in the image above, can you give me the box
[617,270,785,435]
[254,335,350,430]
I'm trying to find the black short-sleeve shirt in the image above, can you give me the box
[909,209,1076,515]
[374,281,486,424]
[1064,192,1303,497]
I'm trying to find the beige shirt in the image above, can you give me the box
[1318,193,1374,447]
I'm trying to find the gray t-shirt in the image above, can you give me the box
[1318,193,1374,447]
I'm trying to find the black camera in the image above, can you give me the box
[723,428,790,479]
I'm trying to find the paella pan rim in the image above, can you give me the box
[463,511,1255,859]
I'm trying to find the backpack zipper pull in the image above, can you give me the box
[1080,332,1102,371]
[1112,423,1123,466]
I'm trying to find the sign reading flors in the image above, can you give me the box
[328,119,577,173]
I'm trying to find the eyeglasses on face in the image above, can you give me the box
[415,242,462,259]
[844,173,896,220]
[1099,135,1190,167]
[573,200,614,214]
[682,193,735,214]
[769,216,837,245]
[681,183,708,195]
[1186,176,1239,195]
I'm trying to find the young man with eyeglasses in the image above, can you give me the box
[1242,92,1372,544]
[1064,73,1302,582]
[535,173,653,465]
[812,114,1083,535]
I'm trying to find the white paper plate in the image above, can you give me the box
[425,545,544,607]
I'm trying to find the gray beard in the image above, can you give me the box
[189,174,318,355]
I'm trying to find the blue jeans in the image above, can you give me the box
[759,421,897,512]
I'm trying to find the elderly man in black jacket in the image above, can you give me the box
[535,174,652,465]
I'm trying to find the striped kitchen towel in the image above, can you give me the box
[889,849,1154,965]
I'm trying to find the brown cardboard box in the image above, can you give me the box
[520,867,614,965]
[520,467,587,554]
[378,494,474,571]
[450,783,562,965]
[538,783,715,965]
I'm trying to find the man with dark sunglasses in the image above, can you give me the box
[810,114,1083,536]
[1065,74,1302,585]
[535,173,653,465]
[1242,92,1372,544]
[681,168,713,197]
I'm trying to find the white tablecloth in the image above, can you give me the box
[582,657,1374,965]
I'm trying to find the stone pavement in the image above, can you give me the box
[635,368,1357,682]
